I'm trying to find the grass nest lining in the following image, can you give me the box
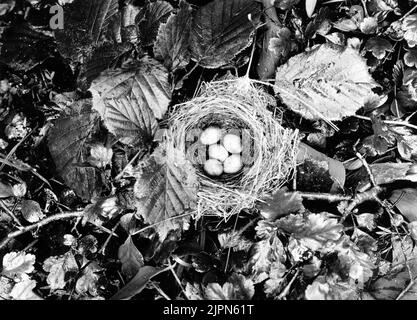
[168,76,300,219]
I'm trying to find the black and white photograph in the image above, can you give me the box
[0,0,416,308]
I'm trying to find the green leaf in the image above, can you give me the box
[118,236,144,280]
[154,1,192,71]
[190,0,261,68]
[274,43,380,121]
[110,266,161,300]
[48,99,102,201]
[90,56,170,145]
[133,141,198,242]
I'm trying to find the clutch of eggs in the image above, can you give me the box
[199,126,243,176]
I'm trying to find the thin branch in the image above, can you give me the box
[0,211,83,250]
[0,200,23,227]
[299,192,351,202]
[278,269,300,300]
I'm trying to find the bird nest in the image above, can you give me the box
[167,77,299,219]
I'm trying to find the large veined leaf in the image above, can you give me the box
[154,1,192,71]
[90,56,171,145]
[274,43,380,121]
[190,0,261,68]
[54,0,119,61]
[48,99,103,201]
[133,141,198,242]
[136,1,173,47]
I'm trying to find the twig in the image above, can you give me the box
[115,149,146,181]
[131,212,192,236]
[353,139,377,187]
[0,200,23,228]
[396,277,416,300]
[278,269,300,300]
[99,221,121,255]
[169,260,188,299]
[150,281,171,300]
[353,115,417,131]
[299,192,351,202]
[400,4,417,21]
[0,211,83,250]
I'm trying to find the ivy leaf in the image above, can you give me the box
[118,236,144,280]
[190,0,261,68]
[154,1,192,72]
[48,99,103,201]
[133,141,198,242]
[1,251,36,280]
[204,274,254,300]
[136,1,173,47]
[90,56,170,145]
[274,43,380,121]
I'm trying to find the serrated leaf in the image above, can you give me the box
[154,1,192,71]
[205,274,254,300]
[55,0,119,61]
[136,1,173,47]
[190,0,261,68]
[274,43,379,121]
[246,236,286,284]
[118,236,144,280]
[133,141,198,242]
[48,100,102,201]
[90,56,170,145]
[277,213,343,251]
[258,187,304,221]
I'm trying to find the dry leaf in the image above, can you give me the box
[43,253,78,290]
[274,43,379,121]
[118,236,144,280]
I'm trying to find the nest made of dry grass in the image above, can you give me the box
[168,76,299,220]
